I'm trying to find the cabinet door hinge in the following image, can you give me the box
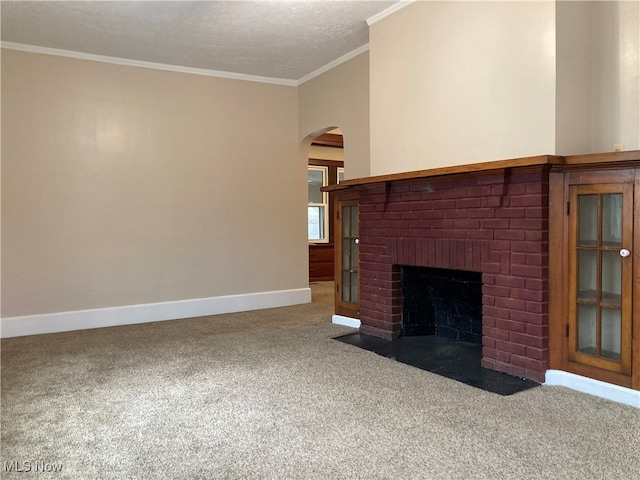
[566,201,570,216]
[336,283,340,293]
[566,324,569,337]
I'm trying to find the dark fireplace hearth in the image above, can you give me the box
[402,266,482,343]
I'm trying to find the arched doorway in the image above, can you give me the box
[303,128,360,327]
[305,128,344,283]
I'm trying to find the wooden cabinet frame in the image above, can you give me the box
[549,163,640,390]
[332,190,359,319]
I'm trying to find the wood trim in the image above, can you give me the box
[308,158,344,168]
[564,150,640,165]
[324,155,563,192]
[634,169,640,390]
[564,360,633,389]
[324,151,640,193]
[548,170,567,371]
[565,168,637,185]
[621,183,634,375]
[311,133,344,148]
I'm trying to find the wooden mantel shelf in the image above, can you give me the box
[324,150,640,192]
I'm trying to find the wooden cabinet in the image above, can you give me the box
[550,159,640,391]
[309,244,334,282]
[333,193,359,319]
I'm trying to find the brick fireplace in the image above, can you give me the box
[355,164,551,383]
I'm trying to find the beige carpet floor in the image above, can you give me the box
[1,282,639,479]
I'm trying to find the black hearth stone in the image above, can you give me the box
[333,333,539,396]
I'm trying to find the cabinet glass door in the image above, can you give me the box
[334,198,359,318]
[569,184,633,374]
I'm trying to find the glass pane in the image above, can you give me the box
[577,304,597,356]
[601,308,621,361]
[338,169,345,183]
[350,272,358,303]
[308,206,321,240]
[342,238,350,270]
[578,195,597,246]
[577,250,597,300]
[342,271,350,302]
[350,240,359,270]
[308,169,324,204]
[601,250,621,305]
[350,206,358,237]
[602,194,622,246]
[342,206,351,238]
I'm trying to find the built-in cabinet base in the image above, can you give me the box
[309,244,334,282]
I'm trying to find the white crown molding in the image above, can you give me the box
[1,41,298,87]
[545,370,640,409]
[297,43,370,85]
[3,40,376,87]
[367,0,416,26]
[1,288,311,338]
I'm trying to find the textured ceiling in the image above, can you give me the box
[1,1,399,82]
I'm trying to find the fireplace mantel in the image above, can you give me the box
[325,151,640,193]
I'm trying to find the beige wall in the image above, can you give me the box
[5,1,636,321]
[556,1,592,155]
[298,52,370,179]
[557,1,640,154]
[369,1,557,175]
[1,49,304,317]
[588,1,640,153]
[308,144,344,161]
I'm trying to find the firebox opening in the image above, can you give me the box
[401,266,482,344]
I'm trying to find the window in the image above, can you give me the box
[308,166,328,242]
[338,167,345,184]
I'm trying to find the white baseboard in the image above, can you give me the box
[1,288,312,338]
[332,314,361,329]
[545,370,639,408]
